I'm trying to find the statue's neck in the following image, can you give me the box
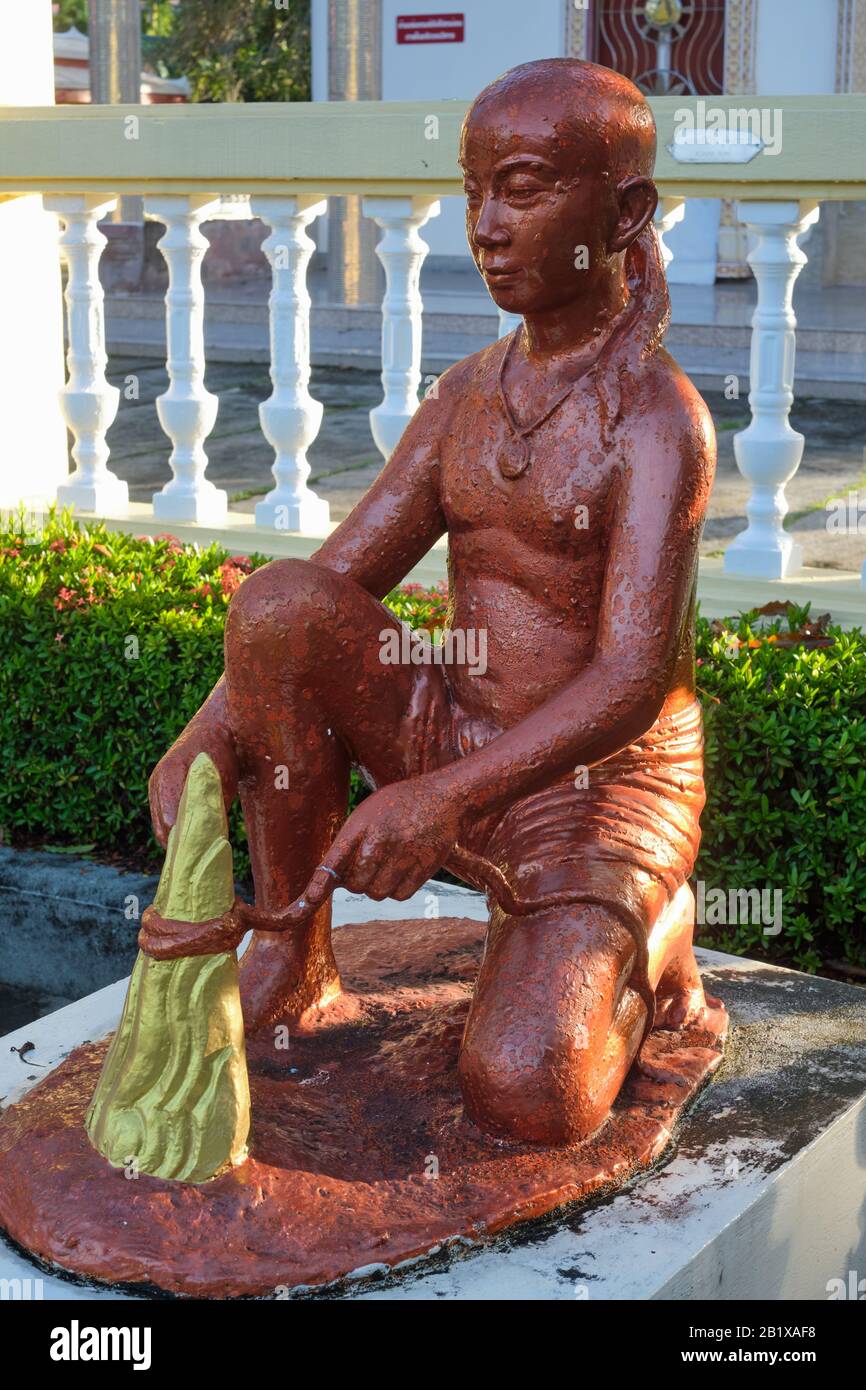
[520,262,630,361]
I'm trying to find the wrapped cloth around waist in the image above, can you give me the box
[474,698,705,928]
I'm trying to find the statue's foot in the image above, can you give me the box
[654,942,720,1031]
[239,930,341,1035]
[654,982,721,1030]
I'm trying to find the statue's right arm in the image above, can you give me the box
[149,377,455,844]
[149,677,238,846]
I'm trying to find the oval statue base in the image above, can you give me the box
[0,915,726,1298]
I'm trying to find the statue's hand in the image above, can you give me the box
[149,726,238,849]
[308,774,465,906]
[149,746,190,849]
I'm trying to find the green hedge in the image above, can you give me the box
[0,512,863,973]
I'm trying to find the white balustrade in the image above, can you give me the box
[725,200,820,580]
[362,196,440,461]
[145,195,227,525]
[654,196,686,271]
[44,196,128,514]
[249,196,330,533]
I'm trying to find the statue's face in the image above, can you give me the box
[460,99,621,317]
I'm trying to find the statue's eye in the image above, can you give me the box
[504,178,547,201]
[463,182,482,205]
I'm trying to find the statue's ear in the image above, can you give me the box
[610,176,658,253]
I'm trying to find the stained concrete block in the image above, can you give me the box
[0,847,156,999]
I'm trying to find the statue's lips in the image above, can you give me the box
[484,265,524,285]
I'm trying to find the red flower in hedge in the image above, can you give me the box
[218,561,245,597]
[53,586,76,611]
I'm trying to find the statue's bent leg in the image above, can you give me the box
[456,699,708,1142]
[223,558,445,1032]
[459,900,648,1145]
[458,882,709,1146]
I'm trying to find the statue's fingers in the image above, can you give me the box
[363,854,429,903]
[340,838,390,895]
[388,877,423,903]
[148,783,172,849]
[298,830,362,906]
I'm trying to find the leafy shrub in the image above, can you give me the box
[155,0,311,103]
[0,513,863,972]
[695,611,866,971]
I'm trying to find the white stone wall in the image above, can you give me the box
[0,0,68,508]
[311,0,568,262]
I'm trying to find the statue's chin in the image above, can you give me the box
[485,282,527,314]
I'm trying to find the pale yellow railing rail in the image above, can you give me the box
[1,96,865,199]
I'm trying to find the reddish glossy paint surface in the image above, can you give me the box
[0,62,725,1289]
[143,58,718,1148]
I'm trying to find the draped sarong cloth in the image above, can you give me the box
[390,664,705,946]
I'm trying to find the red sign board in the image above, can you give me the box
[396,13,465,44]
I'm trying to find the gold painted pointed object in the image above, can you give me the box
[85,753,250,1183]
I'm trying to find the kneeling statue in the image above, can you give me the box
[150,57,719,1147]
[0,59,727,1296]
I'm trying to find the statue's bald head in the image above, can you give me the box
[461,58,656,185]
[459,59,661,323]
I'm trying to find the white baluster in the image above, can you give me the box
[145,195,226,524]
[249,196,329,533]
[44,196,128,514]
[725,200,820,580]
[654,196,685,272]
[362,196,440,461]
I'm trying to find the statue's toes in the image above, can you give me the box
[653,985,708,1031]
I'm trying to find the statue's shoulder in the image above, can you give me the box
[634,349,716,460]
[433,336,508,403]
[615,350,716,513]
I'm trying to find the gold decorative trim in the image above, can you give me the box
[723,0,758,96]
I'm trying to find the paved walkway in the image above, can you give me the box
[104,355,866,573]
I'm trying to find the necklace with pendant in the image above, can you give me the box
[495,332,582,480]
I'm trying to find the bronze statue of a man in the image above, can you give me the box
[149,59,717,1147]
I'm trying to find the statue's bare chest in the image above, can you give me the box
[439,382,620,551]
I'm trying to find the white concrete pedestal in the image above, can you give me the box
[1,883,864,1302]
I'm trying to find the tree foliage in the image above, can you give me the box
[54,2,312,103]
[52,0,89,31]
[162,0,311,103]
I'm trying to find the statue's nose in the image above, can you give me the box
[472,200,510,249]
